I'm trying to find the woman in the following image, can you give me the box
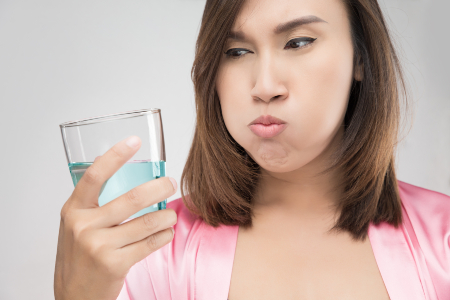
[54,0,450,299]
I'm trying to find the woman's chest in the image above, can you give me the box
[227,225,391,300]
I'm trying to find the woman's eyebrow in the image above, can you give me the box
[274,15,328,34]
[227,15,328,42]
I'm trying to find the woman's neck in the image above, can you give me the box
[252,127,345,222]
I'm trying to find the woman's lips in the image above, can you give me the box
[249,123,287,138]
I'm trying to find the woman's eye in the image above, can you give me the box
[224,37,317,60]
[284,37,317,50]
[224,48,250,59]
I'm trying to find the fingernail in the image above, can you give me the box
[169,177,177,191]
[94,156,101,162]
[126,136,140,148]
[171,227,175,237]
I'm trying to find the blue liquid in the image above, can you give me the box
[69,160,166,219]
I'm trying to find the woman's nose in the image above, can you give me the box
[250,58,288,103]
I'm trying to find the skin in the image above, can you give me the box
[216,0,390,299]
[54,136,178,300]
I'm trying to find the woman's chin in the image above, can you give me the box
[250,143,290,170]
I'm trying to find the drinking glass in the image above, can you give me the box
[59,108,166,220]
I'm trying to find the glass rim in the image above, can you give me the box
[59,108,161,128]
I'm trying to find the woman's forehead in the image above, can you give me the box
[232,0,347,34]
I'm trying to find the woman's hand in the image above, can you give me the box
[54,136,177,300]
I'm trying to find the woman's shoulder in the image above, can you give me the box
[396,180,450,298]
[365,180,450,299]
[118,197,239,299]
[165,196,207,252]
[397,179,450,251]
[397,179,450,226]
[117,197,208,299]
[166,196,202,226]
[164,196,207,252]
[398,179,450,202]
[166,196,239,251]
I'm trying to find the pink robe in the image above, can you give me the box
[117,180,450,299]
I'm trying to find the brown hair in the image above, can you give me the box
[180,0,411,240]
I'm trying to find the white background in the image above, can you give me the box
[0,0,448,298]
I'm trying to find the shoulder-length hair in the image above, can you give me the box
[180,0,411,240]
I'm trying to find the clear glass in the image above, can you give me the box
[60,108,167,220]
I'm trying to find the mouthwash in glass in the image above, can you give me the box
[68,160,166,219]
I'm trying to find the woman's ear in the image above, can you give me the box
[354,55,364,81]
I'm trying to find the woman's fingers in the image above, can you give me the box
[118,227,175,268]
[107,208,177,249]
[70,136,142,209]
[93,176,177,228]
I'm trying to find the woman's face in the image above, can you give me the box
[216,0,362,173]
